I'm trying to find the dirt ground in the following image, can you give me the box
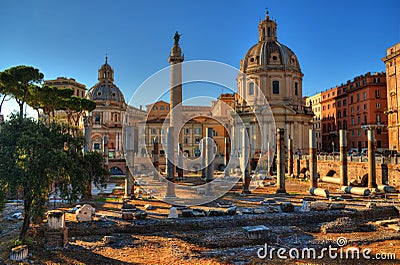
[2,178,400,265]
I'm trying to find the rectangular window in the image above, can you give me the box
[248,82,254,95]
[375,90,380,98]
[272,81,280,94]
[357,94,360,102]
[184,128,190,134]
[377,114,381,123]
[151,128,157,134]
[376,103,381,109]
[94,115,101,124]
[364,104,367,110]
[351,107,354,113]
[358,130,361,137]
[184,138,189,144]
[350,96,353,104]
[294,82,298,96]
[337,101,341,107]
[343,99,347,106]
[363,92,367,100]
[195,128,201,134]
[357,116,361,124]
[343,110,347,117]
[364,116,367,124]
[352,118,355,125]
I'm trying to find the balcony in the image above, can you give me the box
[384,107,398,114]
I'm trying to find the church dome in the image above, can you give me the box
[87,82,125,103]
[240,12,301,74]
[87,56,125,104]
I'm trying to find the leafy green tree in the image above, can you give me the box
[62,96,96,126]
[0,79,10,115]
[0,115,106,242]
[0,66,44,119]
[27,85,74,120]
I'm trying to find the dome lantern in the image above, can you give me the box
[98,54,114,83]
[258,11,277,42]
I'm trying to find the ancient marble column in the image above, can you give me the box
[367,129,377,188]
[205,128,214,182]
[124,126,134,198]
[288,138,293,176]
[242,127,251,194]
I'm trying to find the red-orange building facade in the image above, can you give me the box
[319,72,388,152]
[321,87,339,152]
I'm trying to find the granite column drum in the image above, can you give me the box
[276,128,286,193]
[339,130,348,186]
[309,129,318,189]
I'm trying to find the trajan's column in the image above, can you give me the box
[166,32,184,198]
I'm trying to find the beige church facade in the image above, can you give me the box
[236,11,313,155]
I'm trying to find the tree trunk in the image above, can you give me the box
[19,197,32,242]
[0,95,7,114]
[18,102,24,120]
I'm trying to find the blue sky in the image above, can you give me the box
[1,0,399,117]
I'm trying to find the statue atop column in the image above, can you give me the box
[174,31,181,45]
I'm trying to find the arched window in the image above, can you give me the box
[294,82,298,96]
[272,81,279,94]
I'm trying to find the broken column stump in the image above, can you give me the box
[242,225,271,239]
[10,245,28,261]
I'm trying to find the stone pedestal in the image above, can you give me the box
[45,210,68,250]
[44,228,68,249]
